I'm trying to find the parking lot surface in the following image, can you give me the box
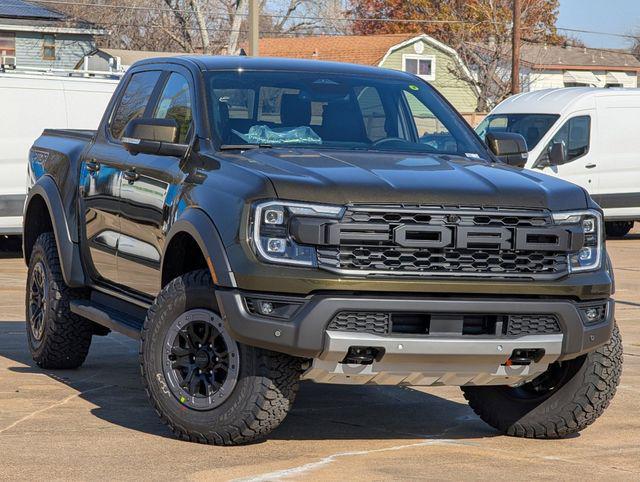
[1,231,639,481]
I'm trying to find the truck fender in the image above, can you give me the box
[162,208,237,288]
[23,176,85,287]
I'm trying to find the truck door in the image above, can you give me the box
[533,113,598,193]
[116,70,193,297]
[79,70,162,286]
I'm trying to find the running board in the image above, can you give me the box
[70,299,145,339]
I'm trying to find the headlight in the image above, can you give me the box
[553,209,603,272]
[251,200,344,266]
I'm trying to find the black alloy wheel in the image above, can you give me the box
[162,309,240,411]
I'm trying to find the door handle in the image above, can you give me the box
[585,163,597,169]
[86,160,100,172]
[123,169,139,183]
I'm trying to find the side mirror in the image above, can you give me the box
[549,141,568,165]
[485,132,528,167]
[122,118,189,157]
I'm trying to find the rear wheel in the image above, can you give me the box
[26,232,93,369]
[462,323,622,438]
[605,221,634,238]
[140,270,301,445]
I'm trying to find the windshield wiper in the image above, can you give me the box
[219,144,273,150]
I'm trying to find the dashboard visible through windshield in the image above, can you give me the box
[206,70,488,159]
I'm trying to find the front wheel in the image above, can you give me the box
[462,323,622,438]
[140,270,301,445]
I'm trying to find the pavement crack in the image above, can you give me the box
[231,439,461,482]
[0,384,113,434]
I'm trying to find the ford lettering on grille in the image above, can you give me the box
[308,207,581,278]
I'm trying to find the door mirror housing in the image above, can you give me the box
[485,132,528,168]
[548,141,568,165]
[122,118,189,157]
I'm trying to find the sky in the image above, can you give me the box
[557,0,640,49]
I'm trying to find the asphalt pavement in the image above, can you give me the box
[0,230,638,480]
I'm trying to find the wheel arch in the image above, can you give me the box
[23,177,85,287]
[161,208,236,289]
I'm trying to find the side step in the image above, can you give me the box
[70,296,147,339]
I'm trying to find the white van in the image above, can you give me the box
[0,70,120,235]
[476,88,640,237]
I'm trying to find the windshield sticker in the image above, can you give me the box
[408,84,419,91]
[466,153,481,159]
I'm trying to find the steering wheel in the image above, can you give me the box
[370,137,409,147]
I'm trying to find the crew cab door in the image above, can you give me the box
[79,70,162,286]
[532,113,598,193]
[116,69,194,297]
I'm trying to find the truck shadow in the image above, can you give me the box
[0,236,22,259]
[1,321,497,442]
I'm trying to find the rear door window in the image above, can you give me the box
[110,70,161,140]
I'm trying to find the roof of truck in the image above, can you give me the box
[133,55,417,80]
[491,87,640,115]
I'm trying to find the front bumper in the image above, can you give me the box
[216,290,614,386]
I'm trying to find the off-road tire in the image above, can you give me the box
[140,269,302,445]
[462,323,622,438]
[605,221,634,238]
[26,232,93,369]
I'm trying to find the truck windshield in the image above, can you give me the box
[206,70,488,159]
[476,113,560,151]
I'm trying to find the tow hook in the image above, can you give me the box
[504,349,545,366]
[342,346,383,365]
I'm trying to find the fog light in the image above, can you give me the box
[259,301,274,315]
[267,238,286,253]
[585,308,599,322]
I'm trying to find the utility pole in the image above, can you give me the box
[248,0,259,56]
[511,0,521,94]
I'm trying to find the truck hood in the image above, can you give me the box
[220,148,588,211]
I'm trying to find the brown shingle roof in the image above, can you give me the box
[522,43,640,70]
[257,34,418,65]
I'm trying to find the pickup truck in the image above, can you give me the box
[23,56,622,445]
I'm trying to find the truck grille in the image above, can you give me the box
[327,311,561,337]
[317,206,570,278]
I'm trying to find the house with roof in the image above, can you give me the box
[79,48,186,73]
[258,34,480,114]
[0,0,105,70]
[520,43,640,90]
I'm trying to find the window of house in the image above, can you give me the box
[153,73,193,144]
[403,54,436,81]
[42,34,55,60]
[110,70,162,139]
[0,32,15,60]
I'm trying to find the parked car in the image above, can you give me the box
[0,70,119,235]
[476,88,640,238]
[23,57,621,445]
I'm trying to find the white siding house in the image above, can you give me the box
[520,44,640,91]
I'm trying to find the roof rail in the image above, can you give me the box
[0,63,124,79]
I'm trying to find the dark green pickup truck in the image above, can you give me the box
[23,56,621,445]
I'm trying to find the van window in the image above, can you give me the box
[545,115,591,162]
[476,114,559,150]
[153,73,193,144]
[110,70,161,140]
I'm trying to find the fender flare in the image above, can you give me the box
[23,177,85,287]
[162,208,236,288]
